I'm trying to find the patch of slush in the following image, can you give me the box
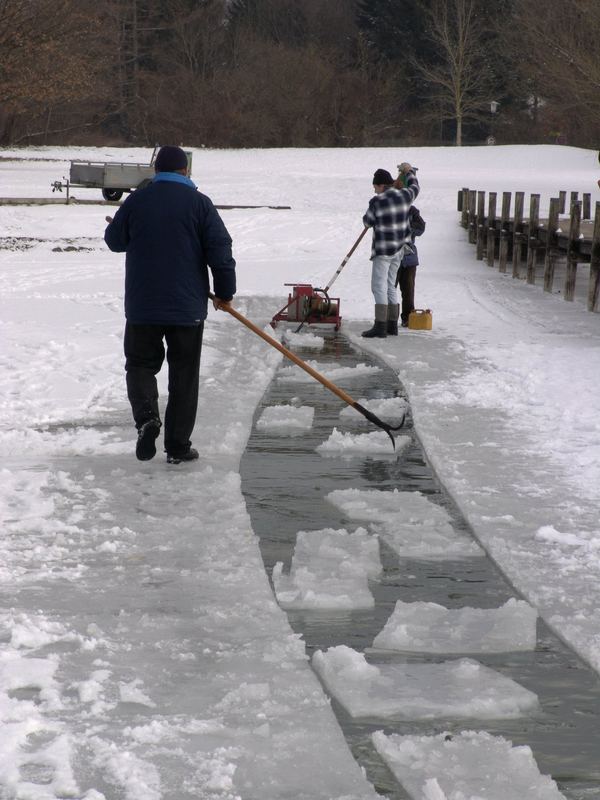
[256,404,314,433]
[339,396,407,426]
[277,361,381,383]
[372,730,566,800]
[282,330,325,350]
[272,527,381,610]
[327,489,482,559]
[317,429,411,456]
[372,598,538,653]
[312,646,538,720]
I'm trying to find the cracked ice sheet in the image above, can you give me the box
[371,598,538,654]
[317,429,411,457]
[256,404,315,433]
[281,331,325,350]
[339,396,407,427]
[272,527,381,610]
[312,646,538,720]
[277,361,381,383]
[327,488,482,559]
[372,730,565,800]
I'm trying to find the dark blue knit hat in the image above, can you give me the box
[155,146,188,173]
[373,168,393,186]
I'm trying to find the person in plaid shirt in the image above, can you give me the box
[361,163,419,338]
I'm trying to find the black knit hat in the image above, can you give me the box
[373,168,393,186]
[155,146,188,173]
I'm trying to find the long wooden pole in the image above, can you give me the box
[322,227,369,293]
[210,293,404,448]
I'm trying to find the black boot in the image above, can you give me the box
[361,321,387,338]
[362,304,388,338]
[387,303,399,335]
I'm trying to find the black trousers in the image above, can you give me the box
[124,322,204,456]
[397,265,417,324]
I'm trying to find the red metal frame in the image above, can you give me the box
[270,284,342,330]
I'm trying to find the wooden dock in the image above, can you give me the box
[458,189,600,312]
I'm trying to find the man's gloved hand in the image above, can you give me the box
[398,162,413,174]
[212,297,232,311]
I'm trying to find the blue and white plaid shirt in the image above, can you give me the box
[363,172,420,259]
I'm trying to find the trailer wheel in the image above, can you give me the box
[102,188,123,201]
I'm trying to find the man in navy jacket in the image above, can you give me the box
[104,145,236,464]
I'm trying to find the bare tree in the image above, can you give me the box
[503,0,600,145]
[0,0,102,142]
[414,0,494,145]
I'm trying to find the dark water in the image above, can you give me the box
[240,331,600,800]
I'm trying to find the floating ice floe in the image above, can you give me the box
[272,527,381,609]
[312,646,538,719]
[277,361,381,383]
[316,428,411,456]
[372,729,566,800]
[372,598,538,653]
[327,488,482,559]
[256,404,315,433]
[282,331,325,350]
[339,396,407,427]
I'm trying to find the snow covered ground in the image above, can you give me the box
[0,144,599,799]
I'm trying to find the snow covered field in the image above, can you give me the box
[0,144,599,799]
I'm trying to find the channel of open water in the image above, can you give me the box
[239,331,600,800]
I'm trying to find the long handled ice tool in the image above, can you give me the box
[294,227,369,333]
[321,227,369,293]
[211,293,405,448]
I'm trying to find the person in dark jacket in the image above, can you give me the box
[361,163,419,338]
[104,145,236,464]
[396,205,425,327]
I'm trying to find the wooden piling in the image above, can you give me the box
[512,192,525,279]
[486,192,497,267]
[570,191,579,212]
[559,191,566,214]
[461,188,469,228]
[468,190,477,244]
[587,202,600,312]
[476,191,486,260]
[543,197,561,293]
[526,194,540,284]
[564,201,582,301]
[499,192,511,273]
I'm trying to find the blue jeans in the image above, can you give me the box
[371,253,401,305]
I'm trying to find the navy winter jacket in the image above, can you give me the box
[104,175,236,325]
